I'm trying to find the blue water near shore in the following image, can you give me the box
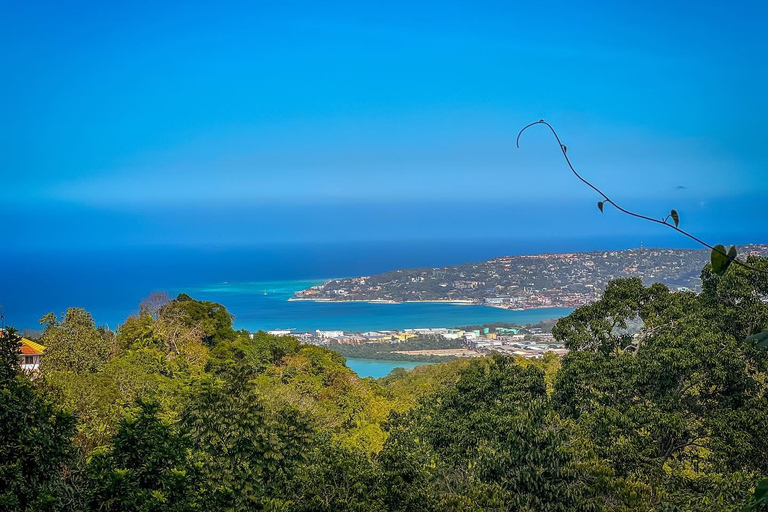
[345,358,431,379]
[178,278,571,332]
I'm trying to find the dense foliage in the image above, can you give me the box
[1,258,767,510]
[0,329,75,511]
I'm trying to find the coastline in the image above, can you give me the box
[290,297,482,305]
[183,279,575,333]
[289,297,579,310]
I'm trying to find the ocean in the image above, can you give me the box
[1,239,586,332]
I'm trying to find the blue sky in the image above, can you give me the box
[2,0,767,247]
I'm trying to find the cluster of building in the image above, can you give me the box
[267,327,462,345]
[481,291,596,310]
[292,245,768,309]
[467,335,567,359]
[264,326,567,360]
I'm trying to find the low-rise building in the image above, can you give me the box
[267,329,293,336]
[20,338,45,372]
[332,335,365,344]
[316,330,345,339]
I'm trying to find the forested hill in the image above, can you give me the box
[294,244,768,308]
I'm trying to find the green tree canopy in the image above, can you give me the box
[86,400,197,512]
[39,308,112,375]
[161,294,236,348]
[0,328,76,512]
[552,269,768,509]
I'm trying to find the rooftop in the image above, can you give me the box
[20,338,45,355]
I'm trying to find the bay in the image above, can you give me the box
[344,358,431,379]
[178,279,572,332]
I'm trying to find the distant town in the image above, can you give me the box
[263,321,566,361]
[292,245,768,310]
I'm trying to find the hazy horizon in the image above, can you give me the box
[3,1,768,252]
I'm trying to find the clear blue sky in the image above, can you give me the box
[2,0,767,247]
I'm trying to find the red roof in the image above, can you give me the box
[20,338,45,355]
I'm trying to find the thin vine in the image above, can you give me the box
[516,119,767,276]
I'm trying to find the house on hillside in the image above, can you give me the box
[19,338,45,372]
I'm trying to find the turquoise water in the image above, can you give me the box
[178,279,573,332]
[345,358,432,379]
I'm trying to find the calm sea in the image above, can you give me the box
[177,278,570,332]
[1,239,585,332]
[345,359,431,379]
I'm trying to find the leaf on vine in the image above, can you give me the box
[728,245,737,262]
[711,244,731,275]
[744,331,768,349]
[742,478,768,511]
[597,201,604,213]
[670,209,679,228]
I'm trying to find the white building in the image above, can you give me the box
[316,330,345,339]
[19,338,45,372]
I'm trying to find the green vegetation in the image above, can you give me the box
[0,328,75,511]
[1,256,767,510]
[329,335,463,362]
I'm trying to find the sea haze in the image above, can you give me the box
[0,234,752,331]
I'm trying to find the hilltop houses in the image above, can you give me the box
[19,338,45,372]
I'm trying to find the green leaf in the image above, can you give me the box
[711,244,731,275]
[742,478,768,511]
[597,201,604,213]
[728,245,737,262]
[745,331,768,349]
[755,478,768,502]
[670,209,679,228]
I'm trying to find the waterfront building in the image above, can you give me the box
[267,329,293,336]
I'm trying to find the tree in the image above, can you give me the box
[182,378,312,509]
[0,327,21,381]
[206,330,301,378]
[118,296,212,371]
[86,400,197,512]
[39,308,112,375]
[291,434,385,512]
[379,355,638,511]
[552,270,768,509]
[139,292,170,319]
[160,294,236,348]
[699,254,768,341]
[0,328,76,511]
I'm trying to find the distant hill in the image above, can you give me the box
[293,245,768,309]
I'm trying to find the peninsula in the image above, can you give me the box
[293,245,768,309]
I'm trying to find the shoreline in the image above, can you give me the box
[289,297,578,310]
[288,297,476,305]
